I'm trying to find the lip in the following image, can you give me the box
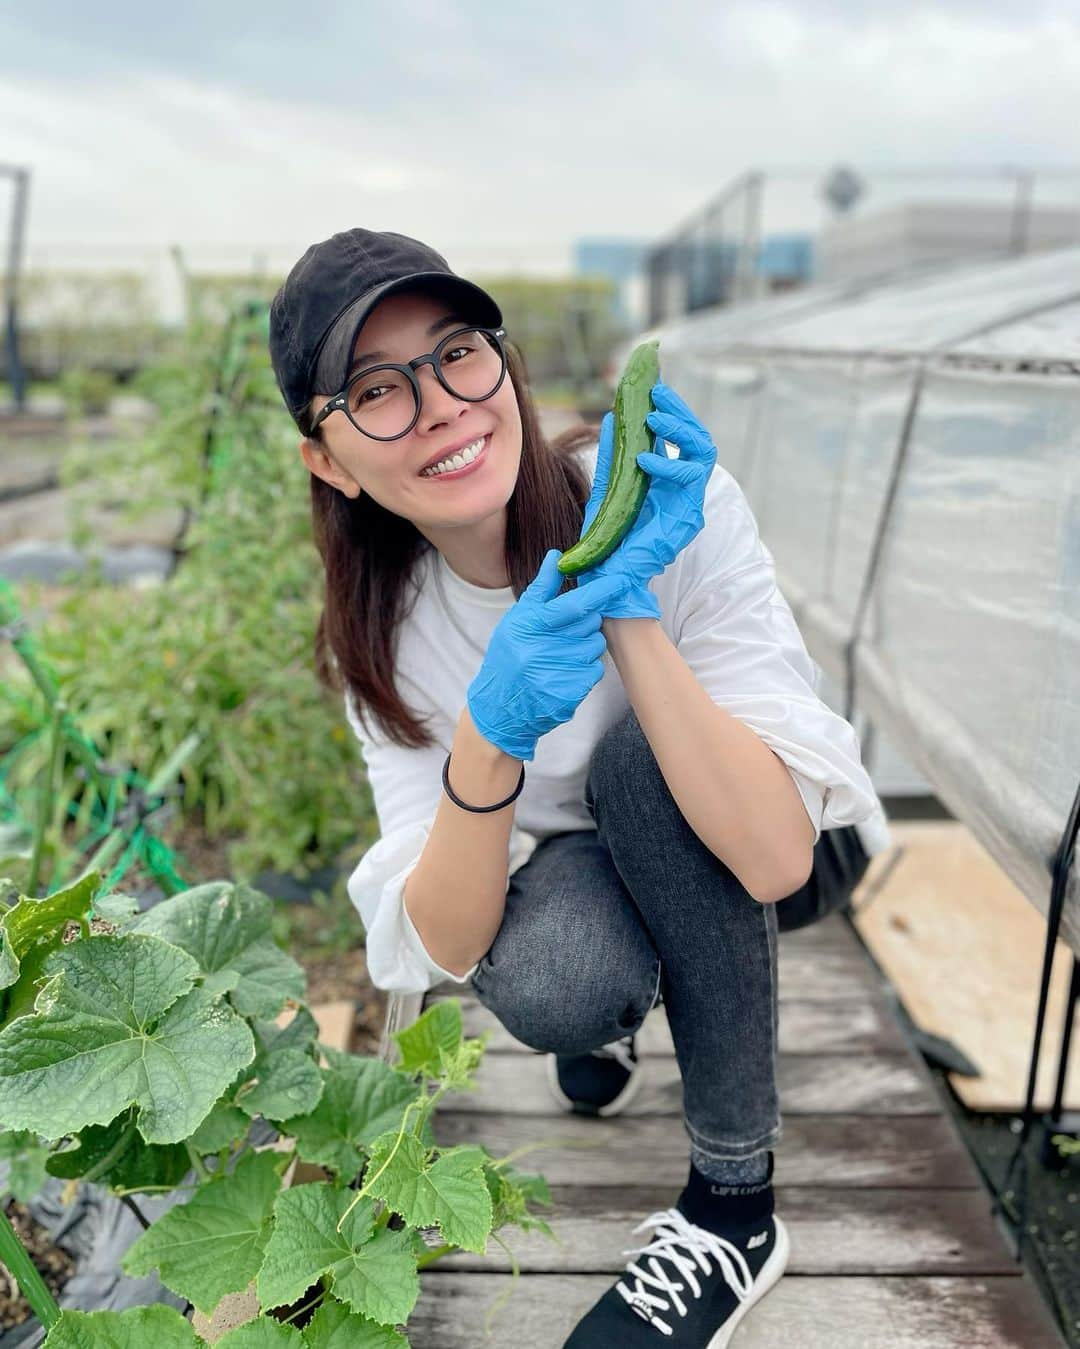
[418,434,490,481]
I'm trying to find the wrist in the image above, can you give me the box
[600,581,661,621]
[459,704,533,765]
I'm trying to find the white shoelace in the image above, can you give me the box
[590,1035,636,1074]
[614,1207,755,1337]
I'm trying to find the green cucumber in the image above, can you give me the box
[557,338,660,577]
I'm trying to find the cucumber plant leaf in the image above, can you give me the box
[42,1303,203,1347]
[0,928,18,991]
[254,1005,319,1057]
[0,1128,50,1201]
[362,1133,492,1254]
[235,1046,323,1122]
[303,1298,410,1347]
[256,1182,419,1327]
[132,881,305,1019]
[0,873,98,1024]
[189,1099,251,1154]
[0,934,255,1143]
[45,1110,190,1193]
[283,1051,425,1179]
[391,1001,462,1079]
[218,1320,305,1347]
[122,1148,287,1314]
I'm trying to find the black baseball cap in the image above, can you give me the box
[268,228,503,429]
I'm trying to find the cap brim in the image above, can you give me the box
[311,272,502,398]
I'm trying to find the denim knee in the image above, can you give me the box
[584,708,653,821]
[472,942,658,1057]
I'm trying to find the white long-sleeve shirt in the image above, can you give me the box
[345,442,892,994]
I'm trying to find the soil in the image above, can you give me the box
[0,1200,74,1332]
[931,1072,1080,1348]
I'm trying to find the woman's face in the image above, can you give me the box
[301,289,522,547]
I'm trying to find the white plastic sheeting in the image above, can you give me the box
[648,247,1080,949]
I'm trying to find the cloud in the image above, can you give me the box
[1,1,1077,279]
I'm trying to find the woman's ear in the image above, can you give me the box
[299,437,362,499]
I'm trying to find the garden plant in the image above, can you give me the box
[0,870,556,1345]
[0,296,369,887]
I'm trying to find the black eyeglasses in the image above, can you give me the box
[310,325,508,441]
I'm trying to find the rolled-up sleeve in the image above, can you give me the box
[347,819,479,993]
[343,691,480,994]
[673,467,881,846]
[342,690,538,994]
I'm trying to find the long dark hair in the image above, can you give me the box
[302,338,598,749]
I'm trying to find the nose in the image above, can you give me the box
[415,362,468,429]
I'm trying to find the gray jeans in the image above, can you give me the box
[470,707,781,1162]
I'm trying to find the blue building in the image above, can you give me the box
[575,234,815,324]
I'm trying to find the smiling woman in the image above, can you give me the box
[267,225,887,1349]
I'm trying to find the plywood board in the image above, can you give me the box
[852,822,1079,1110]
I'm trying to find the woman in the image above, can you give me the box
[268,227,890,1347]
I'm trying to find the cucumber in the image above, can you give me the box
[558,339,660,577]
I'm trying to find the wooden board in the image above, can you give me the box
[428,1185,1016,1275]
[440,1051,939,1116]
[409,1273,1062,1348]
[428,991,908,1056]
[308,999,357,1054]
[852,821,1079,1110]
[431,1113,980,1190]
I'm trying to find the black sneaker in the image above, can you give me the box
[561,1206,789,1346]
[544,1034,645,1117]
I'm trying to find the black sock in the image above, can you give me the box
[676,1152,775,1244]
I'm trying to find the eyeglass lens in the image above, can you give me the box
[345,328,504,438]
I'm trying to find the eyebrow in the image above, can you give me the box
[347,315,468,377]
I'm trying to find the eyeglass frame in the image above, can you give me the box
[308,324,509,441]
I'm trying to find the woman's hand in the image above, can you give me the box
[467,549,632,761]
[576,380,718,617]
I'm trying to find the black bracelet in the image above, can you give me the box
[442,751,525,813]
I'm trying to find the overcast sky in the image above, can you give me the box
[2,0,1078,279]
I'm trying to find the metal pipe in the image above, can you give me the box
[2,165,30,411]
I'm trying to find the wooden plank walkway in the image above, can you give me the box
[399,913,1063,1347]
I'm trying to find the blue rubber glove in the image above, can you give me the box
[467,549,632,761]
[575,380,719,616]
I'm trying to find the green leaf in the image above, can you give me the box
[122,1149,286,1314]
[189,1100,250,1154]
[0,934,255,1144]
[484,1161,555,1241]
[132,881,306,1019]
[43,1304,202,1347]
[257,1183,419,1327]
[363,1135,491,1254]
[45,1113,190,1193]
[392,1001,462,1079]
[254,1005,319,1057]
[2,875,97,959]
[236,1047,323,1122]
[0,873,98,1024]
[284,1054,423,1180]
[218,1320,305,1348]
[0,1128,49,1201]
[303,1298,409,1347]
[0,927,18,992]
[90,892,141,926]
